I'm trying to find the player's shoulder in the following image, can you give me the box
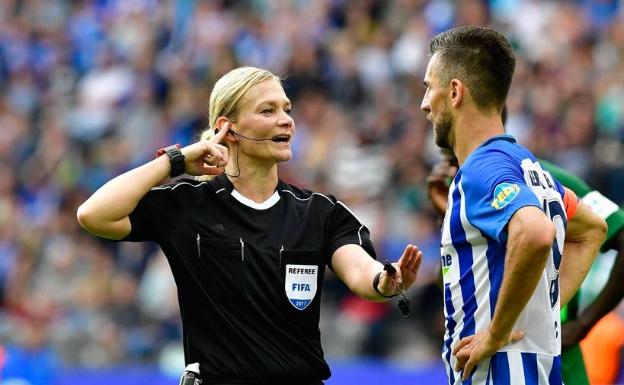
[464,135,534,173]
[278,180,337,206]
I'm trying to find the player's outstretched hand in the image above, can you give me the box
[181,123,230,176]
[377,244,423,296]
[452,328,525,380]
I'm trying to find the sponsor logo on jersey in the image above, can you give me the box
[491,183,520,210]
[285,264,318,310]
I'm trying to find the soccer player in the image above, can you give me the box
[77,66,423,384]
[429,154,624,385]
[420,26,607,384]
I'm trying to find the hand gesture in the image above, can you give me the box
[377,244,423,296]
[452,328,525,380]
[181,124,230,176]
[426,152,458,216]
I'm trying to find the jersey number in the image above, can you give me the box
[543,199,567,309]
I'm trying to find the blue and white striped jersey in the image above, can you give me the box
[441,135,568,385]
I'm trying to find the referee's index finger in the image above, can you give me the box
[212,123,230,143]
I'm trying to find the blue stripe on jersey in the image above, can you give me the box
[443,283,456,385]
[491,352,510,385]
[548,356,562,385]
[484,236,504,318]
[450,177,477,338]
[521,353,538,385]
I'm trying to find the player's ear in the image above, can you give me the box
[449,79,463,107]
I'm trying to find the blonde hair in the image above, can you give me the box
[200,66,280,142]
[197,66,280,179]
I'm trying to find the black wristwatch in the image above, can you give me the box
[156,144,186,178]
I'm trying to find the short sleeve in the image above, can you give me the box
[462,150,542,244]
[123,179,204,242]
[325,200,377,264]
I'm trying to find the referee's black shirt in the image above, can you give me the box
[123,175,376,384]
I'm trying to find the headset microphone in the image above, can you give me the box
[229,130,275,142]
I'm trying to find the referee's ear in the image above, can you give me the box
[214,119,237,144]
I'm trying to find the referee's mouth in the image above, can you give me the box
[271,134,291,143]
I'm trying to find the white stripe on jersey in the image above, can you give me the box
[443,179,494,384]
[537,355,554,385]
[457,180,492,334]
[441,178,464,380]
[508,352,526,385]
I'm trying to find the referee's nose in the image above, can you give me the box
[277,110,294,130]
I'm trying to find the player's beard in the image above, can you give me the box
[433,106,454,150]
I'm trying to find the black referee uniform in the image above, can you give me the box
[122,174,377,384]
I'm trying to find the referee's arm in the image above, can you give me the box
[77,154,172,240]
[331,244,422,301]
[77,129,230,240]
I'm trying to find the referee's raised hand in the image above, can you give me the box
[181,123,230,176]
[377,244,423,296]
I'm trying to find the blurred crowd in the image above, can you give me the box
[0,0,623,379]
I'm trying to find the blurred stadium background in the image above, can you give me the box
[0,0,623,384]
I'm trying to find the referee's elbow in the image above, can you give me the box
[76,203,94,231]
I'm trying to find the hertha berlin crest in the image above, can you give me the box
[285,264,318,310]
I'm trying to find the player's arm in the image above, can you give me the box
[454,206,554,380]
[559,199,607,306]
[77,126,230,240]
[563,230,624,348]
[331,244,422,301]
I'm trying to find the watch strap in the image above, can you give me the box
[156,144,185,178]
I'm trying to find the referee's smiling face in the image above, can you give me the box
[233,78,295,163]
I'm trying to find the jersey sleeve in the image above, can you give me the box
[325,199,377,265]
[462,150,542,244]
[122,180,202,242]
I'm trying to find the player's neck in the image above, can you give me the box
[228,163,279,204]
[453,111,505,166]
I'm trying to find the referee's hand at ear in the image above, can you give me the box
[182,124,230,176]
[377,244,423,296]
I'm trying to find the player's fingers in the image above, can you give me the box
[507,330,525,345]
[452,336,473,355]
[454,349,470,371]
[462,358,476,381]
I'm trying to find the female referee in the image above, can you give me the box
[77,66,423,385]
